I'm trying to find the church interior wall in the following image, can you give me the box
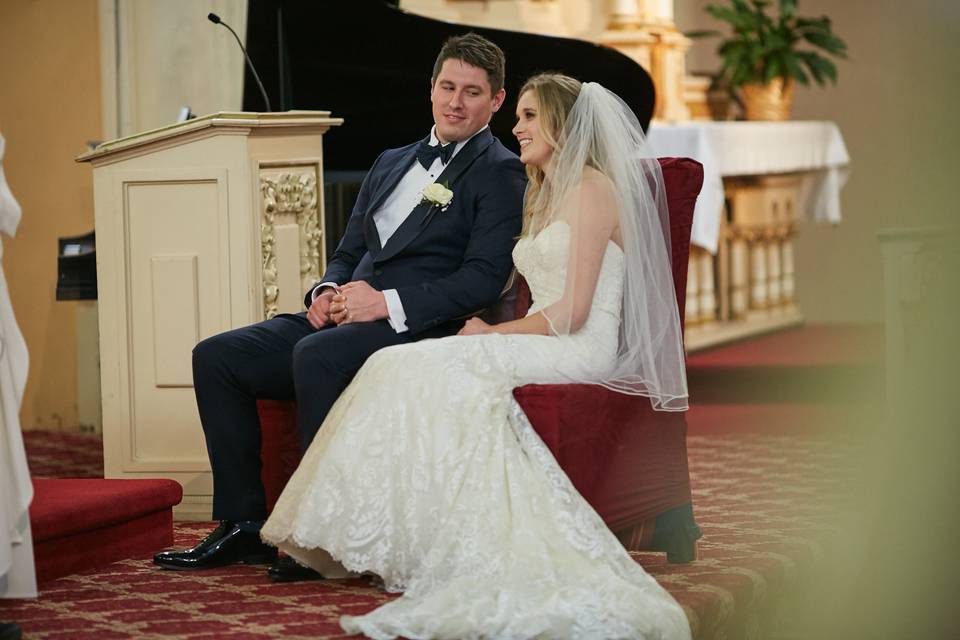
[787,0,956,325]
[0,0,103,430]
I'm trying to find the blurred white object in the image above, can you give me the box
[0,132,36,599]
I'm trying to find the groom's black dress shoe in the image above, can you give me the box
[153,521,277,570]
[267,555,324,582]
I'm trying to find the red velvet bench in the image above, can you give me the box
[259,157,704,563]
[29,478,182,583]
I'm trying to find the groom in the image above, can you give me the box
[154,33,526,578]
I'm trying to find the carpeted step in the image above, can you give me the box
[29,478,183,584]
[686,324,884,404]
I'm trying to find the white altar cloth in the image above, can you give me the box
[647,121,851,253]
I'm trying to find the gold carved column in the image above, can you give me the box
[260,168,324,319]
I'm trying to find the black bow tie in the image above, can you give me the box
[416,139,454,170]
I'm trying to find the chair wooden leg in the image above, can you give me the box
[615,504,702,564]
[666,538,699,565]
[653,503,702,565]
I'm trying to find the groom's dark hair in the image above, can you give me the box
[431,33,506,95]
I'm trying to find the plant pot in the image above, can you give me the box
[740,78,794,121]
[707,87,735,121]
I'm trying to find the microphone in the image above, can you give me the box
[208,12,272,112]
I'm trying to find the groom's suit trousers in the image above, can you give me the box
[193,312,414,521]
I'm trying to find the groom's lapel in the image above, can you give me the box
[363,140,423,255]
[375,129,494,264]
[362,209,382,254]
[430,127,494,196]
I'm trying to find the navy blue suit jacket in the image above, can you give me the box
[306,128,526,335]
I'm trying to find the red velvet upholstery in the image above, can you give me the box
[259,400,301,513]
[30,478,183,583]
[258,157,704,558]
[512,387,692,530]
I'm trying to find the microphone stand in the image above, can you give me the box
[208,13,272,112]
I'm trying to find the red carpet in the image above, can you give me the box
[22,430,103,478]
[2,325,875,638]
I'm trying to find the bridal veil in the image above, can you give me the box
[531,81,688,411]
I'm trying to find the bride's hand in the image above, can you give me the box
[458,317,494,336]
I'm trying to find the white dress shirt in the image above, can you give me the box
[316,125,487,333]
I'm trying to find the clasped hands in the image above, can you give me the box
[307,280,497,335]
[307,281,388,329]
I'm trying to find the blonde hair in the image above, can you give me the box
[517,73,582,237]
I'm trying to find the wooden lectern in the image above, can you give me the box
[77,111,342,519]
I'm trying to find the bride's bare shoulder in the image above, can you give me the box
[580,166,616,195]
[580,168,617,209]
[577,167,619,228]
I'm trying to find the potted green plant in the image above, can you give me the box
[688,0,848,120]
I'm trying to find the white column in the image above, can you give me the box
[730,236,749,318]
[659,0,674,22]
[610,0,643,28]
[648,0,674,23]
[749,239,768,310]
[766,239,782,308]
[685,252,700,326]
[698,249,716,323]
[781,238,796,303]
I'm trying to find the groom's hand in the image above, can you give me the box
[307,289,337,329]
[330,281,388,325]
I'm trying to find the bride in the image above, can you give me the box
[261,73,691,640]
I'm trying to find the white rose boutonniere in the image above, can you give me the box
[421,182,454,211]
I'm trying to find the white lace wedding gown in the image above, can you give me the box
[261,222,691,640]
